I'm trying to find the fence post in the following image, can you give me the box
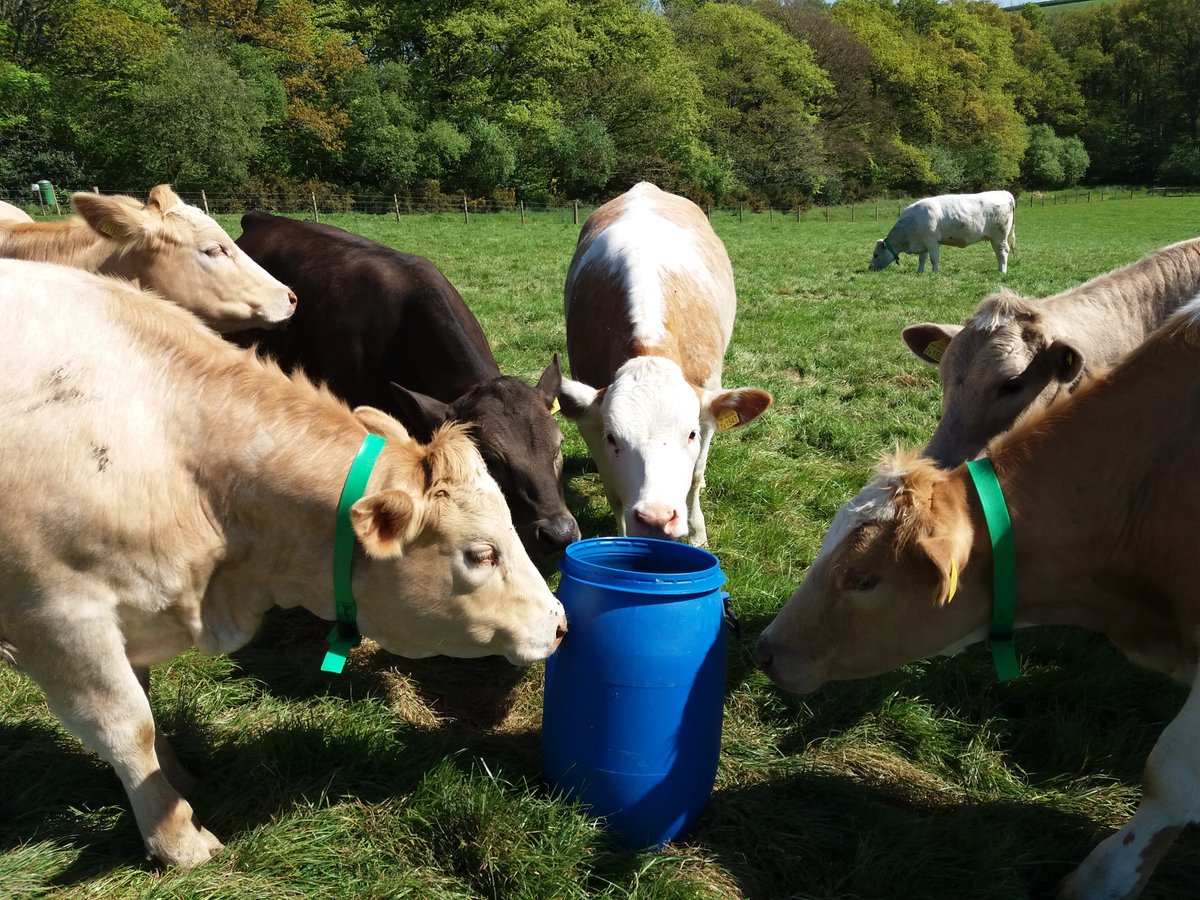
[795,205,800,223]
[393,194,401,222]
[92,186,99,194]
[738,204,744,223]
[769,207,773,222]
[1030,194,1034,208]
[462,195,468,224]
[519,200,525,225]
[1088,191,1091,203]
[824,205,829,222]
[573,200,579,225]
[311,191,319,222]
[875,203,879,221]
[201,189,210,215]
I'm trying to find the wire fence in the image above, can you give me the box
[2,184,1194,225]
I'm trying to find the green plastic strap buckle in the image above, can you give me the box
[882,237,901,266]
[965,457,1021,682]
[320,432,387,675]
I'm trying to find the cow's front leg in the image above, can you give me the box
[929,244,941,273]
[993,239,1009,274]
[687,427,715,546]
[28,615,222,867]
[917,251,928,274]
[134,665,196,795]
[1059,669,1200,900]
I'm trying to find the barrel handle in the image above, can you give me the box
[721,591,741,638]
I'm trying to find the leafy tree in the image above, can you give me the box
[552,117,618,198]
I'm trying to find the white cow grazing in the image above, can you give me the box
[0,199,33,223]
[559,182,772,546]
[0,259,566,867]
[870,190,1016,274]
[0,184,296,331]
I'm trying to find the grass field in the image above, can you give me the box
[4,194,1200,899]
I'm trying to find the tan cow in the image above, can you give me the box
[0,199,33,223]
[0,184,295,331]
[0,259,566,868]
[758,296,1200,899]
[558,182,773,546]
[903,236,1200,466]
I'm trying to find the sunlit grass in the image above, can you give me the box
[3,195,1200,897]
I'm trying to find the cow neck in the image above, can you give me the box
[882,237,901,265]
[964,457,1020,681]
[320,432,387,675]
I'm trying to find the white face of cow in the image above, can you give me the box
[72,186,297,333]
[563,357,700,540]
[870,239,897,271]
[350,427,567,665]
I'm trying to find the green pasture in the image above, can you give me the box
[4,195,1200,899]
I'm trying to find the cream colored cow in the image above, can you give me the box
[0,199,33,223]
[759,295,1200,900]
[0,185,295,331]
[0,259,565,868]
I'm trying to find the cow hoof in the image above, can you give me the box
[148,826,224,869]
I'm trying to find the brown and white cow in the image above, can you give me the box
[558,182,772,545]
[903,236,1200,466]
[0,259,565,868]
[0,199,33,224]
[758,295,1200,899]
[0,185,295,331]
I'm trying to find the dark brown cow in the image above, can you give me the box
[233,212,579,562]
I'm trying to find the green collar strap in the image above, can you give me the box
[321,432,388,675]
[964,457,1020,682]
[882,237,901,266]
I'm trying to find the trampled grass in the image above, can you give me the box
[3,194,1200,898]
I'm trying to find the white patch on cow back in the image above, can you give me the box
[569,192,717,345]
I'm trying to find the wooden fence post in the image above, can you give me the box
[92,186,99,194]
[311,191,319,222]
[875,203,879,221]
[463,195,469,224]
[520,200,525,225]
[201,189,210,215]
[573,200,579,225]
[738,204,744,223]
[795,205,800,223]
[824,205,829,222]
[393,194,401,222]
[851,204,855,222]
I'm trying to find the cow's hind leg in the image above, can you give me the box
[1058,668,1200,899]
[25,613,222,867]
[992,237,1009,274]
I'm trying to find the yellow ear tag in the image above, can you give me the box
[99,220,120,238]
[925,339,948,363]
[550,398,560,416]
[946,557,959,604]
[717,408,740,432]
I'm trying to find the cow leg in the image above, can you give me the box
[134,666,197,795]
[993,238,1008,274]
[26,616,222,868]
[687,426,715,547]
[1058,668,1200,899]
[929,244,940,273]
[917,251,928,274]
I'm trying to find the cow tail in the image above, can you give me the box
[1008,200,1017,255]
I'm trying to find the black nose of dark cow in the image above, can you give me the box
[535,515,580,553]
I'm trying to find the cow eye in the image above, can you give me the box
[204,245,228,259]
[604,433,619,454]
[843,570,879,592]
[466,546,497,567]
[688,430,697,442]
[998,377,1022,397]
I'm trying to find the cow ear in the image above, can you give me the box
[72,192,158,244]
[387,385,450,443]
[557,377,602,421]
[1045,340,1084,385]
[353,405,413,444]
[350,490,422,559]
[703,388,773,433]
[535,353,563,409]
[902,323,962,367]
[145,184,182,214]
[916,536,963,607]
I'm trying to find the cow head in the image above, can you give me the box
[72,185,296,332]
[559,355,771,542]
[388,356,579,565]
[350,410,566,665]
[756,453,983,693]
[870,238,900,271]
[903,293,1083,467]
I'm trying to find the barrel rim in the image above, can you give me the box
[559,536,726,594]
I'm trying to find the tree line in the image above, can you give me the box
[1,0,1197,209]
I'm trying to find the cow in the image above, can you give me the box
[902,236,1200,466]
[0,199,33,223]
[232,211,579,563]
[870,190,1016,274]
[0,259,567,868]
[0,185,295,331]
[557,182,773,546]
[756,295,1200,900]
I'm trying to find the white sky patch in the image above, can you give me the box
[570,190,717,344]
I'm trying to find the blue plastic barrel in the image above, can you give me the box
[542,537,728,850]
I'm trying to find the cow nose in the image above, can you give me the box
[535,514,579,553]
[755,634,774,674]
[551,613,568,652]
[634,505,678,533]
[286,288,298,309]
